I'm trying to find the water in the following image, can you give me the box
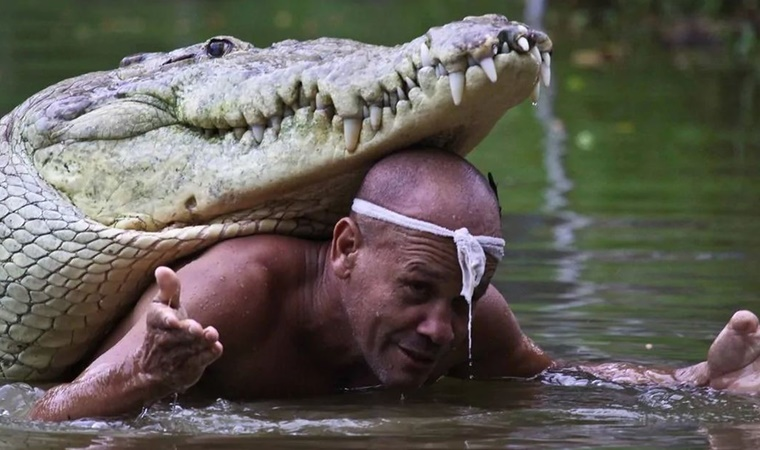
[1,0,759,448]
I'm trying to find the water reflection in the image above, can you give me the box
[2,378,760,449]
[523,0,597,317]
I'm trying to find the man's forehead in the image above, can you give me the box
[390,203,500,238]
[373,218,501,261]
[394,232,499,274]
[353,197,504,303]
[388,227,459,258]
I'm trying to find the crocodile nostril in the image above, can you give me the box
[497,30,509,45]
[185,195,198,212]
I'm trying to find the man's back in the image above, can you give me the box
[99,234,382,399]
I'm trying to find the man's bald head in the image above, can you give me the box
[353,148,502,239]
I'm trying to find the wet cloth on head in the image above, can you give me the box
[351,198,505,304]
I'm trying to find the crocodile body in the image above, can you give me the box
[0,14,552,380]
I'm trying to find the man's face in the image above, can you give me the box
[343,224,496,389]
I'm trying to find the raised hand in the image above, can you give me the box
[704,310,760,393]
[137,266,223,393]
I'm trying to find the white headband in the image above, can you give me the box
[351,198,505,304]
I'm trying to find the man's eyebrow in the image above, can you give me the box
[402,263,449,281]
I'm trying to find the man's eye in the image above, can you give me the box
[401,281,431,302]
[406,282,428,293]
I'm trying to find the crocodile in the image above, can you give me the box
[0,14,552,381]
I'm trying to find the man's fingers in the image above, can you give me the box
[146,305,180,329]
[707,310,760,379]
[730,310,759,335]
[203,326,220,342]
[154,266,181,308]
[163,314,180,329]
[186,320,203,336]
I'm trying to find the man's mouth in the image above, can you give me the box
[397,344,437,368]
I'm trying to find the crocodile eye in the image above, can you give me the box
[206,38,232,58]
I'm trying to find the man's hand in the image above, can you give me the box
[137,266,223,393]
[704,310,760,393]
[29,266,224,421]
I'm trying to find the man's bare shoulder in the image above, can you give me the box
[446,285,552,379]
[197,234,315,271]
[176,235,322,336]
[471,285,517,333]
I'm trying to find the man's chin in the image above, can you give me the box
[367,347,438,389]
[374,361,434,389]
[379,374,428,390]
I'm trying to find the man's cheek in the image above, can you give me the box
[452,316,471,343]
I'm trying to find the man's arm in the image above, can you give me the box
[573,309,760,391]
[28,267,223,421]
[452,285,760,393]
[448,285,554,380]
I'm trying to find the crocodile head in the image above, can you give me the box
[13,14,552,232]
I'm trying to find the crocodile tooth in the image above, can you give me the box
[396,86,407,101]
[343,118,361,152]
[404,77,417,90]
[251,125,264,143]
[517,36,530,52]
[517,25,529,35]
[540,52,551,87]
[420,42,433,67]
[448,71,464,105]
[232,127,246,140]
[530,81,540,104]
[362,104,369,118]
[501,43,510,54]
[435,62,447,77]
[316,95,327,110]
[370,105,382,130]
[530,46,541,65]
[479,57,497,83]
[269,116,281,134]
[389,90,398,113]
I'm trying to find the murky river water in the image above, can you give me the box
[1,0,759,448]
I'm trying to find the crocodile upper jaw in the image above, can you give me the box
[15,15,552,230]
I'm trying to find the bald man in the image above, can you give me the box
[29,149,760,421]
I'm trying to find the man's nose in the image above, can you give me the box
[416,301,455,346]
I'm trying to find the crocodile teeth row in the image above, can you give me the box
[421,41,506,106]
[420,37,551,106]
[201,31,552,152]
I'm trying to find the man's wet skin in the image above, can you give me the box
[335,152,502,388]
[27,149,760,421]
[706,310,760,392]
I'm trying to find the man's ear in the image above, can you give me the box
[330,217,363,279]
